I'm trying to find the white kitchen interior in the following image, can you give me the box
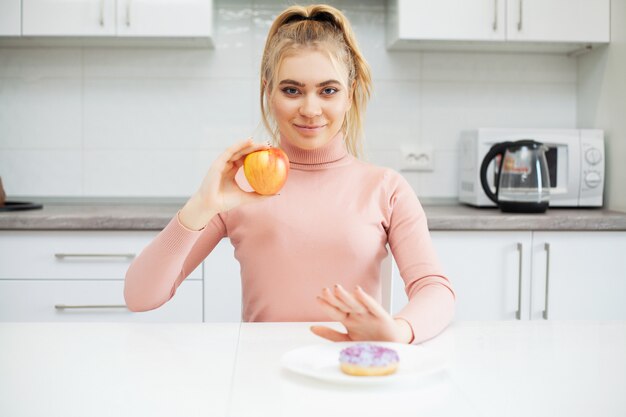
[0,0,622,207]
[1,1,626,417]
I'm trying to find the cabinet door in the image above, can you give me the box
[393,0,506,41]
[203,239,241,322]
[0,0,21,36]
[531,232,626,320]
[506,0,610,43]
[0,231,201,281]
[116,0,213,37]
[22,0,116,36]
[391,231,533,320]
[0,280,203,322]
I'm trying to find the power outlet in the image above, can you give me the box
[400,146,434,172]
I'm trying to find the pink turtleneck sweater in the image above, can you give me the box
[124,133,455,344]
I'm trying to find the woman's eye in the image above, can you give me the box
[322,87,338,95]
[282,87,299,95]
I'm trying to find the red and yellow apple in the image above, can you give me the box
[243,148,289,195]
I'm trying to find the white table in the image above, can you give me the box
[1,321,625,417]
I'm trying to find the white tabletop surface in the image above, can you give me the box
[1,320,625,417]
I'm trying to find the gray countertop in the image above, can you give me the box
[1,202,626,231]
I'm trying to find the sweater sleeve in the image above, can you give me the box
[384,171,456,344]
[124,211,226,312]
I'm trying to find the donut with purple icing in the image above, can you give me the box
[338,343,399,376]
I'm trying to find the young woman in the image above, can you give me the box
[124,4,455,344]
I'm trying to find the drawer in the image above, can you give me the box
[0,279,203,322]
[0,231,202,280]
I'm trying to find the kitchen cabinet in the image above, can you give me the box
[115,0,213,38]
[0,0,22,36]
[22,0,117,36]
[505,0,610,43]
[19,0,213,46]
[0,280,202,322]
[0,231,203,322]
[391,231,626,321]
[390,231,533,320]
[387,0,506,42]
[203,238,242,322]
[387,0,610,53]
[530,232,626,320]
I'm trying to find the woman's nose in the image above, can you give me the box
[299,95,322,118]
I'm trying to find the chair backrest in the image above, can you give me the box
[380,248,394,313]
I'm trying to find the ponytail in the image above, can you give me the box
[260,4,372,158]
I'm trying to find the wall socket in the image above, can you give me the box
[400,146,434,171]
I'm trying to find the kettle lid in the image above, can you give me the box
[507,139,544,151]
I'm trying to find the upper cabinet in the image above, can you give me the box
[23,0,117,36]
[506,0,609,43]
[0,0,22,36]
[115,0,213,38]
[387,0,610,54]
[11,0,214,46]
[388,0,507,42]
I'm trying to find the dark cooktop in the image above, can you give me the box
[0,201,44,212]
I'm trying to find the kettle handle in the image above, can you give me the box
[480,142,512,204]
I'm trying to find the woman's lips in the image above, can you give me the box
[293,123,327,135]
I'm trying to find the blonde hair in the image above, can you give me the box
[260,4,372,158]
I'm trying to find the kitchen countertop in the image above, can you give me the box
[1,201,626,230]
[1,320,624,417]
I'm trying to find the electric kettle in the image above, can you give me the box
[480,140,550,213]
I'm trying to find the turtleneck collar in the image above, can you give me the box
[279,131,352,170]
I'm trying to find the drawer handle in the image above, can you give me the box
[516,242,523,320]
[543,243,551,320]
[99,0,104,26]
[54,253,136,259]
[55,304,128,310]
[492,0,498,31]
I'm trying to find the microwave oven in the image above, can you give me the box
[459,128,604,207]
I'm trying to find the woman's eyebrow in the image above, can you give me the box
[278,79,342,87]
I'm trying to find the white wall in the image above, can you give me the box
[577,0,626,211]
[0,0,578,200]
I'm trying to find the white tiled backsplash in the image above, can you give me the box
[0,0,577,200]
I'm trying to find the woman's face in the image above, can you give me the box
[269,48,351,150]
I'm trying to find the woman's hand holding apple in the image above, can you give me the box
[179,139,272,231]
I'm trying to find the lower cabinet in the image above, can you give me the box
[0,279,202,322]
[530,232,626,320]
[391,231,626,321]
[0,230,203,323]
[203,238,242,322]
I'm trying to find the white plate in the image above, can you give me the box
[280,341,447,385]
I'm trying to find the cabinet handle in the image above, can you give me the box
[516,242,523,320]
[126,0,132,27]
[517,0,523,31]
[99,0,105,26]
[55,304,128,310]
[493,0,498,31]
[543,243,551,320]
[54,253,136,260]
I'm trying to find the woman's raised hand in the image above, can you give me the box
[310,284,415,344]
[179,139,271,231]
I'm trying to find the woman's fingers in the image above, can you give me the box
[316,296,348,321]
[228,142,270,164]
[354,285,389,317]
[216,139,268,166]
[320,287,351,314]
[333,284,368,314]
